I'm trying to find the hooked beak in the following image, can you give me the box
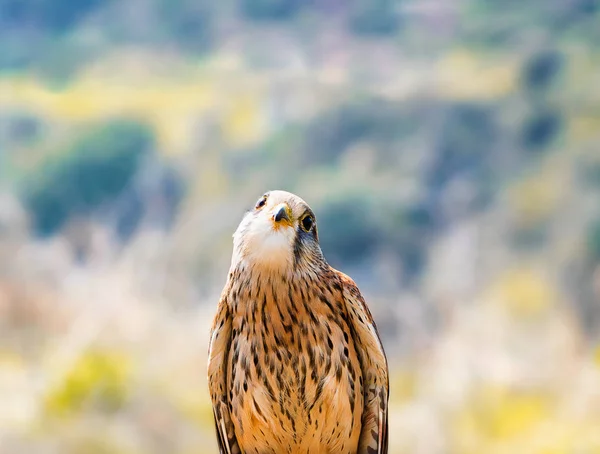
[272,203,292,225]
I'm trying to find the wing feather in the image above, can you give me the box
[336,270,389,454]
[207,293,241,454]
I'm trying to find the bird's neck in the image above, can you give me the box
[228,258,327,315]
[228,261,333,349]
[230,250,327,281]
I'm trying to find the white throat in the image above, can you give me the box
[231,212,296,272]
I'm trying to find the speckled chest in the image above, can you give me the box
[226,272,364,453]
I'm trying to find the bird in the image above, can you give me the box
[208,190,389,454]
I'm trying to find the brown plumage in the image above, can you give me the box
[208,190,389,454]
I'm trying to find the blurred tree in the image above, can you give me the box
[387,202,433,281]
[581,156,600,188]
[30,38,95,86]
[588,219,600,263]
[301,98,410,166]
[348,0,400,36]
[521,50,563,93]
[428,102,498,224]
[566,220,600,336]
[521,110,561,152]
[317,195,432,283]
[317,196,381,266]
[0,111,43,147]
[437,103,497,162]
[22,119,154,236]
[155,0,213,53]
[552,0,600,30]
[510,224,548,251]
[577,0,599,14]
[112,161,185,243]
[0,0,106,69]
[113,187,145,243]
[0,0,105,32]
[239,0,302,21]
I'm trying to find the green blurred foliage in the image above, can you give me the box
[316,193,432,281]
[521,109,562,152]
[521,50,564,94]
[0,0,105,69]
[0,0,105,32]
[317,195,381,266]
[154,0,213,53]
[348,0,400,36]
[0,111,43,148]
[510,224,548,252]
[240,0,302,21]
[299,98,414,166]
[387,204,433,278]
[21,119,154,236]
[432,102,497,188]
[588,220,600,262]
[581,156,600,188]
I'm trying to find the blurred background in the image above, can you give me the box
[1,0,600,452]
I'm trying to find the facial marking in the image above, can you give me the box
[233,205,296,270]
[231,190,324,273]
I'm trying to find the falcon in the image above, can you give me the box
[208,190,389,454]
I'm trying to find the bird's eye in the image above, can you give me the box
[255,195,267,210]
[300,215,314,232]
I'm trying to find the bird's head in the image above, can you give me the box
[231,190,325,273]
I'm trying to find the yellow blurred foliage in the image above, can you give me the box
[0,76,216,154]
[389,369,418,403]
[0,349,26,369]
[570,115,600,143]
[594,345,600,367]
[436,50,518,100]
[62,435,134,454]
[488,268,557,317]
[173,389,215,429]
[509,176,562,228]
[0,73,276,154]
[222,93,265,147]
[480,387,550,439]
[454,386,553,452]
[44,349,131,417]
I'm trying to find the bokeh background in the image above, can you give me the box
[1,0,600,452]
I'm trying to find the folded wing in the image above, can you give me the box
[207,294,241,454]
[337,270,389,454]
